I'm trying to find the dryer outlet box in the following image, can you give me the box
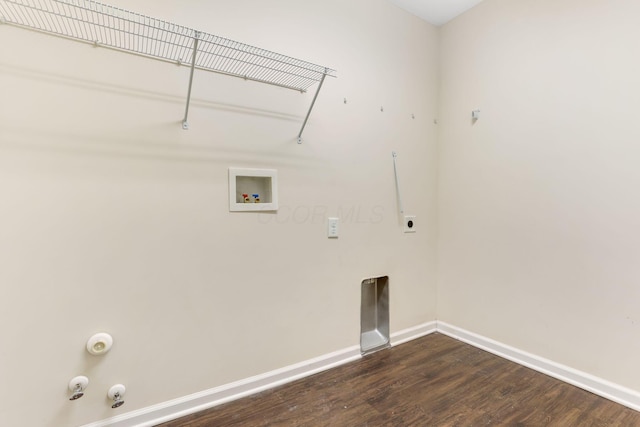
[404,215,416,233]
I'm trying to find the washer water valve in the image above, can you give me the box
[68,376,89,401]
[108,384,126,409]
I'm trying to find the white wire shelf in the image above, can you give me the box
[0,0,336,138]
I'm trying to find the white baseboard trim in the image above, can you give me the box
[391,320,437,347]
[82,321,437,427]
[436,321,640,413]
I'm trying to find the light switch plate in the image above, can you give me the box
[403,215,416,233]
[328,217,339,238]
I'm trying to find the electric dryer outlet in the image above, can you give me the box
[404,215,416,233]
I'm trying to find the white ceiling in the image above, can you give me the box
[389,0,484,26]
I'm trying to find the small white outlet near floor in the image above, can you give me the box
[404,215,416,233]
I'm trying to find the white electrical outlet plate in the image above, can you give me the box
[404,215,416,233]
[327,217,339,238]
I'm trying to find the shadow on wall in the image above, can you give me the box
[0,60,331,166]
[0,62,303,121]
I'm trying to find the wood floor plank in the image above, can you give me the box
[157,334,640,426]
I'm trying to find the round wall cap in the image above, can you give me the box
[86,332,113,356]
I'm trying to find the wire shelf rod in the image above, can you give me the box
[0,0,335,89]
[2,1,198,49]
[198,35,330,78]
[195,50,320,91]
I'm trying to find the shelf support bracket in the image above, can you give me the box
[182,32,201,130]
[297,72,327,144]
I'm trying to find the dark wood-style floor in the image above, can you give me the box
[158,333,640,426]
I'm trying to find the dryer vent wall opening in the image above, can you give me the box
[360,276,390,355]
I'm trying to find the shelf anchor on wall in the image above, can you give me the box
[182,31,201,130]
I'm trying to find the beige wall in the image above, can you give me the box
[438,0,640,392]
[6,0,640,424]
[0,1,438,425]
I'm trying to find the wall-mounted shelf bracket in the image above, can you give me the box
[182,32,201,131]
[297,72,327,144]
